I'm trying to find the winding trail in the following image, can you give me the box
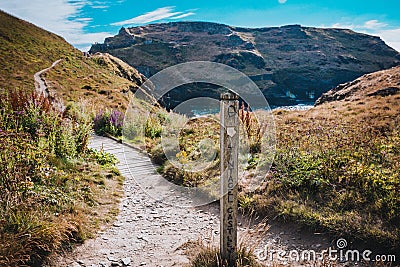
[56,135,221,266]
[34,59,332,266]
[54,136,332,267]
[34,59,62,97]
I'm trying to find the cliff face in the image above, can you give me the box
[90,22,400,107]
[315,65,400,105]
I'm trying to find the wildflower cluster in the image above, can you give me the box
[93,109,124,136]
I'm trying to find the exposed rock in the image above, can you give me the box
[90,53,146,89]
[107,256,118,262]
[121,257,131,266]
[367,86,399,97]
[90,22,400,107]
[315,66,400,105]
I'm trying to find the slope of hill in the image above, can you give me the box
[0,10,144,110]
[310,65,400,130]
[0,10,146,266]
[316,65,400,104]
[251,66,400,253]
[90,22,400,106]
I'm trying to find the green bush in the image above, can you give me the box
[93,109,124,137]
[257,123,400,247]
[0,90,92,159]
[0,89,100,266]
[90,148,118,166]
[145,115,162,138]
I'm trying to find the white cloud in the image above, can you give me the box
[75,17,93,22]
[332,22,355,29]
[91,5,109,9]
[375,28,400,52]
[170,12,196,20]
[112,6,195,26]
[331,19,400,52]
[362,19,387,30]
[278,0,287,4]
[0,0,113,51]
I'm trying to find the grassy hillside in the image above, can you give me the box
[0,10,144,266]
[0,10,144,111]
[0,11,76,91]
[250,66,400,253]
[133,66,400,257]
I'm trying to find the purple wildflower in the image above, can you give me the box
[110,110,124,128]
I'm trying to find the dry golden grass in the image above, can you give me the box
[250,66,400,254]
[45,53,145,112]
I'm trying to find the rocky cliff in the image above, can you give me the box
[90,22,400,107]
[315,65,400,105]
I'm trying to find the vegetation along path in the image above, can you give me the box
[32,60,332,266]
[53,135,333,267]
[55,135,221,266]
[33,59,62,97]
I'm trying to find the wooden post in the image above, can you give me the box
[220,92,239,266]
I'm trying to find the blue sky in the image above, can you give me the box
[1,0,400,52]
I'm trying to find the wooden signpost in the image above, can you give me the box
[220,92,239,266]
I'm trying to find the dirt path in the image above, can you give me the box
[33,59,66,112]
[52,135,333,267]
[34,59,62,97]
[34,59,334,267]
[55,135,221,267]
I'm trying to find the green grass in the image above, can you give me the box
[0,10,142,113]
[123,89,400,254]
[0,11,77,92]
[0,13,144,264]
[0,89,123,266]
[251,121,400,247]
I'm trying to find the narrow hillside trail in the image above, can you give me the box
[53,135,333,267]
[34,59,65,112]
[54,135,220,267]
[34,59,62,97]
[32,59,334,267]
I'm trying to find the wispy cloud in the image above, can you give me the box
[0,0,113,51]
[332,19,388,31]
[278,0,287,4]
[112,6,196,26]
[331,19,400,52]
[362,19,387,30]
[91,5,109,9]
[170,12,196,20]
[332,22,355,29]
[373,28,400,51]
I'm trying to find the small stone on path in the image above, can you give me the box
[107,256,118,262]
[121,257,131,266]
[113,222,124,227]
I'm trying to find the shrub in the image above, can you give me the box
[0,89,108,266]
[0,89,92,159]
[90,148,118,166]
[93,109,124,137]
[144,115,162,138]
[239,102,266,154]
[187,240,264,267]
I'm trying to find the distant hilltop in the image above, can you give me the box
[90,21,400,106]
